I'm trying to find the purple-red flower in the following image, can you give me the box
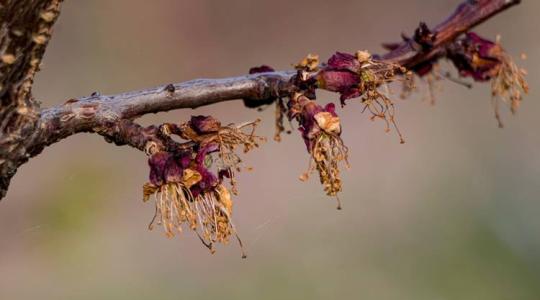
[293,97,340,151]
[143,116,262,257]
[148,151,182,186]
[287,93,348,206]
[317,52,362,103]
[448,32,503,81]
[447,32,528,127]
[317,51,403,105]
[193,144,219,191]
[317,69,361,99]
[327,52,361,72]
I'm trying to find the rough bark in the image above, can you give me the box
[0,0,63,198]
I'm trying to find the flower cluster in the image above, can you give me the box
[142,115,263,257]
[317,51,406,103]
[288,93,349,209]
[447,32,529,127]
[239,30,528,223]
[317,51,407,143]
[248,59,350,206]
[396,30,529,127]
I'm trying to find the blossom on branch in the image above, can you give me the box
[288,93,349,209]
[142,116,264,257]
[447,32,529,127]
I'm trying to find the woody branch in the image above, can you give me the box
[0,0,523,199]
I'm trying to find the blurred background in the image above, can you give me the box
[1,0,540,299]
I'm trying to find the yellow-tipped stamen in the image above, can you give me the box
[144,180,245,256]
[490,51,528,127]
[303,133,349,200]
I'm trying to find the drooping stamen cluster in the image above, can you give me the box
[288,93,349,209]
[273,97,291,142]
[317,51,407,143]
[399,62,444,105]
[142,116,264,257]
[447,32,529,127]
[389,27,529,127]
[384,22,477,104]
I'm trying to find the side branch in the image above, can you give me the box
[383,0,522,66]
[40,0,521,140]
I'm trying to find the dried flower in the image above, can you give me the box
[314,111,340,134]
[289,93,349,209]
[317,51,406,143]
[142,116,264,257]
[317,68,361,99]
[448,32,529,127]
[448,32,503,81]
[316,52,361,102]
[491,50,529,126]
[294,53,320,71]
[318,51,406,101]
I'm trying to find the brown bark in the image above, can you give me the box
[0,0,63,198]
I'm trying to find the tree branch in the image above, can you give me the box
[0,0,522,199]
[382,0,521,65]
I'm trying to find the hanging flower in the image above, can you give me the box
[316,51,406,143]
[288,93,349,209]
[142,116,264,257]
[448,32,529,127]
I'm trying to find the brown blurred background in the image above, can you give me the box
[1,0,540,299]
